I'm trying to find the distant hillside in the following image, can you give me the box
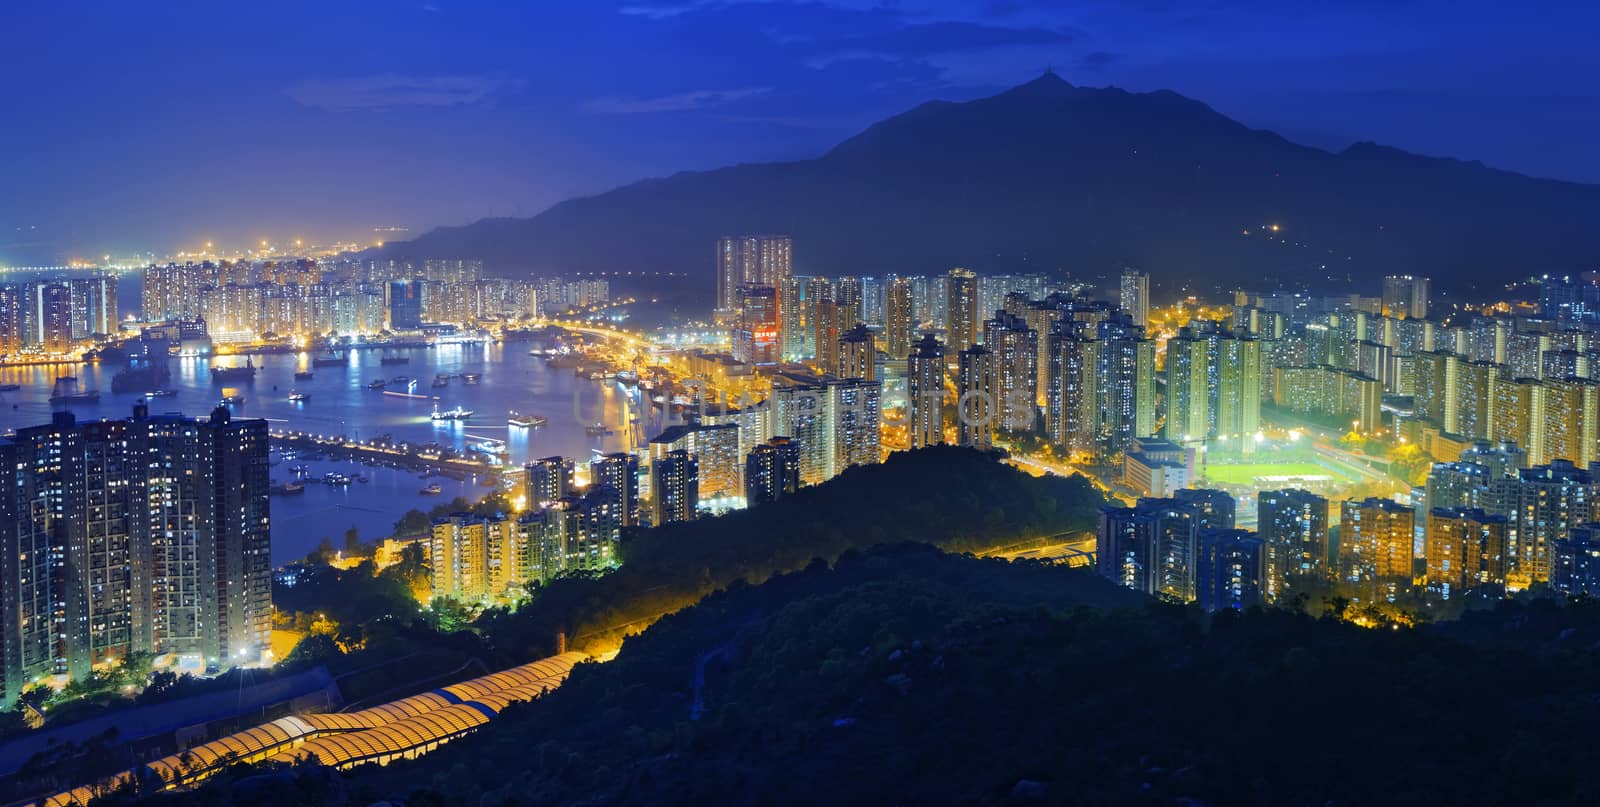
[380,73,1600,297]
[159,547,1600,806]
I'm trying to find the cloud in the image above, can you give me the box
[581,86,771,114]
[286,74,524,111]
[821,20,1078,59]
[1078,51,1118,71]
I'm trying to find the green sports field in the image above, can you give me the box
[1202,462,1341,486]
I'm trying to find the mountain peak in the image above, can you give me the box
[1002,69,1078,98]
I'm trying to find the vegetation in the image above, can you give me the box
[131,546,1600,806]
[475,446,1105,663]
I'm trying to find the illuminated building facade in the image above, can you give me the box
[0,405,271,705]
[1195,529,1266,613]
[884,276,914,361]
[983,311,1038,434]
[1424,507,1508,596]
[650,450,699,525]
[732,285,779,365]
[945,267,979,353]
[1257,489,1330,599]
[956,344,996,449]
[1338,497,1415,602]
[745,437,801,506]
[1119,268,1149,327]
[907,334,946,449]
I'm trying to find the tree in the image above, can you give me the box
[305,537,336,566]
[394,508,432,536]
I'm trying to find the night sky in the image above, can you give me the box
[5,1,1596,265]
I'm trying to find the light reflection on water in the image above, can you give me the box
[0,343,683,564]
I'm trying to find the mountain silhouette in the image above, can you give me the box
[383,73,1600,296]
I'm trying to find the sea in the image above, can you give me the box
[0,342,680,564]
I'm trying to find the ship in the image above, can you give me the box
[220,394,246,406]
[432,374,449,388]
[0,383,19,392]
[508,411,548,428]
[367,379,387,389]
[430,404,473,422]
[210,358,257,384]
[419,482,443,495]
[293,370,314,380]
[585,422,613,437]
[49,376,100,405]
[462,373,480,384]
[312,354,347,368]
[380,353,410,366]
[288,391,310,403]
[112,363,170,394]
[390,375,410,384]
[323,472,352,486]
[270,481,306,496]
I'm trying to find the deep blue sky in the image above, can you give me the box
[4,0,1597,265]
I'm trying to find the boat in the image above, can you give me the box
[210,358,257,384]
[367,379,387,390]
[390,375,410,384]
[323,472,351,486]
[293,370,314,380]
[289,463,309,474]
[430,404,473,422]
[49,376,101,404]
[380,354,410,366]
[146,388,177,398]
[431,376,448,388]
[288,391,310,403]
[419,482,443,495]
[270,481,306,496]
[462,373,480,384]
[508,411,548,428]
[0,383,18,392]
[585,422,613,437]
[112,364,170,394]
[220,394,245,406]
[312,355,347,368]
[355,475,370,484]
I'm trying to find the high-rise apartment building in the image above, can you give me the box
[588,453,641,527]
[824,377,882,479]
[650,450,699,525]
[907,334,946,449]
[836,324,875,381]
[1510,460,1597,589]
[1119,268,1149,327]
[716,235,793,312]
[983,311,1038,434]
[745,437,801,506]
[1338,498,1415,602]
[956,344,997,449]
[524,456,574,509]
[778,276,805,361]
[1257,489,1330,600]
[884,276,914,360]
[1381,275,1430,320]
[1425,507,1509,596]
[1098,497,1201,602]
[0,405,270,705]
[945,268,979,353]
[387,279,424,330]
[1195,529,1266,613]
[732,285,780,365]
